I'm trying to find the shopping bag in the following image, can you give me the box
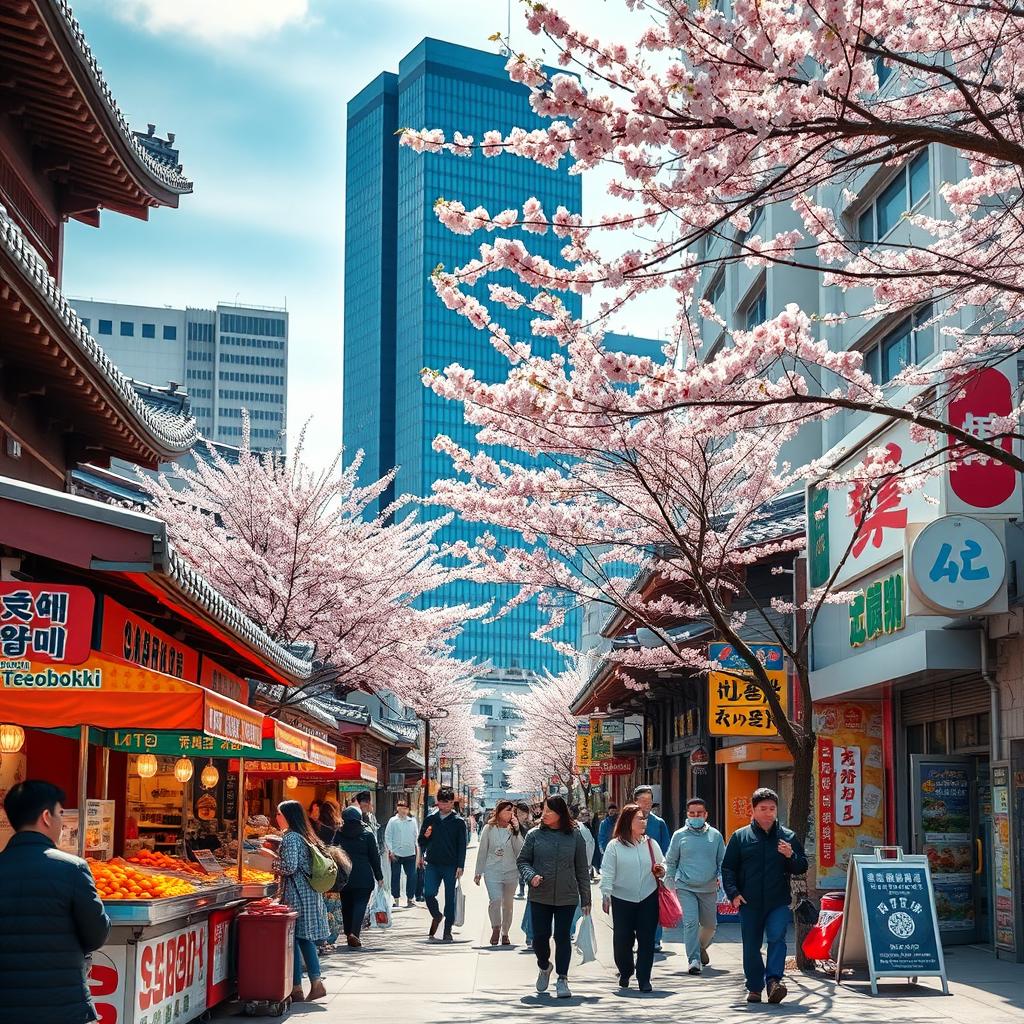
[574,914,597,964]
[368,885,393,928]
[454,880,466,928]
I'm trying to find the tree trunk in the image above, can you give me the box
[789,733,817,971]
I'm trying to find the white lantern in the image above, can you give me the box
[200,760,220,790]
[136,754,158,778]
[0,724,25,754]
[284,775,299,790]
[173,757,194,783]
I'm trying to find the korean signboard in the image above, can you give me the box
[198,656,246,703]
[813,703,885,887]
[848,570,905,647]
[101,596,199,681]
[907,516,1007,615]
[0,583,93,665]
[836,853,948,995]
[708,642,787,737]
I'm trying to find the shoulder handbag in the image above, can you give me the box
[648,838,683,928]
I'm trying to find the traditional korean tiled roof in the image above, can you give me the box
[0,202,197,459]
[48,0,192,196]
[736,491,806,547]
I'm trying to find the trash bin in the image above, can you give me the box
[801,891,844,961]
[236,901,297,1015]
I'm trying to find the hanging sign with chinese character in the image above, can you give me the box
[708,642,787,737]
[813,702,885,887]
[848,571,905,647]
[907,515,1007,615]
[575,732,593,768]
[0,583,94,665]
[946,367,1020,514]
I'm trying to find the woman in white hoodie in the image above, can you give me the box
[474,800,525,945]
[600,803,666,993]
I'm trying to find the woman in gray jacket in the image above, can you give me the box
[517,796,591,999]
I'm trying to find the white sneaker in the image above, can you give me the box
[688,959,702,975]
[556,976,571,999]
[536,964,554,993]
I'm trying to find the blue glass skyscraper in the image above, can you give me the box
[344,39,585,673]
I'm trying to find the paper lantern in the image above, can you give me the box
[200,760,220,790]
[0,724,25,754]
[284,775,299,790]
[136,754,158,778]
[174,757,194,783]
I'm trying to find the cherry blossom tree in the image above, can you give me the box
[143,420,486,719]
[505,661,592,801]
[400,0,1024,471]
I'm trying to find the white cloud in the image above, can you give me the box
[113,0,310,43]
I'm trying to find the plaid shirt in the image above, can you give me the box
[279,832,330,941]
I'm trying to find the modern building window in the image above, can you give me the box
[499,707,521,720]
[120,321,134,337]
[743,285,767,330]
[483,773,494,787]
[80,317,90,331]
[704,271,725,310]
[141,323,156,339]
[862,304,935,385]
[856,150,929,243]
[98,319,112,335]
[478,703,493,717]
[163,325,177,341]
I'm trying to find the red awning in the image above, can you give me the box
[229,754,377,783]
[261,717,336,769]
[1,651,264,749]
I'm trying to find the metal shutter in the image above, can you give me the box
[899,677,989,725]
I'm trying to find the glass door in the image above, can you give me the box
[911,754,982,943]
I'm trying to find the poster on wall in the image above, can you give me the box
[0,752,26,852]
[991,765,1015,952]
[813,702,885,888]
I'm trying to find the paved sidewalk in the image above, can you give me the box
[214,873,1024,1023]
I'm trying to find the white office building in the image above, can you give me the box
[69,299,288,452]
[472,666,537,809]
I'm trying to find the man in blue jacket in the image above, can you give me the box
[633,785,670,951]
[721,787,808,1004]
[0,780,111,1024]
[418,786,467,943]
[597,803,618,854]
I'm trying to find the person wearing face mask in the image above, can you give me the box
[664,797,726,976]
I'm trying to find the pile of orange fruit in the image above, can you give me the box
[228,865,275,884]
[127,850,207,877]
[87,858,197,901]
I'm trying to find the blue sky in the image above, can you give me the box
[63,0,662,471]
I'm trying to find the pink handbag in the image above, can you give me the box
[649,838,683,928]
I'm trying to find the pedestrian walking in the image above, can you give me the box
[664,797,725,975]
[418,786,467,942]
[597,803,618,853]
[568,805,595,938]
[721,787,808,1004]
[355,790,382,851]
[385,799,419,907]
[312,800,346,954]
[0,780,110,1024]
[334,806,385,948]
[474,799,525,945]
[514,802,531,899]
[600,803,665,993]
[633,786,670,950]
[276,800,331,1002]
[517,796,591,999]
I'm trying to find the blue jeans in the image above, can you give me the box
[739,903,790,993]
[424,863,458,925]
[293,936,321,986]
[522,899,533,942]
[391,855,417,900]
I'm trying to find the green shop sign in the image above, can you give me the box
[849,571,905,647]
[47,728,298,762]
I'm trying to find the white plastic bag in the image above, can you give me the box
[454,880,466,928]
[367,885,393,928]
[575,913,597,964]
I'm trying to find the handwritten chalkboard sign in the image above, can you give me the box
[836,848,949,995]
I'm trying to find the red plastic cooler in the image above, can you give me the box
[801,892,845,961]
[236,902,297,1006]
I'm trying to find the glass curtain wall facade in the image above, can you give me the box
[344,39,582,672]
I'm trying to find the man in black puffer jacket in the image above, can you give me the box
[0,780,111,1024]
[722,787,807,1006]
